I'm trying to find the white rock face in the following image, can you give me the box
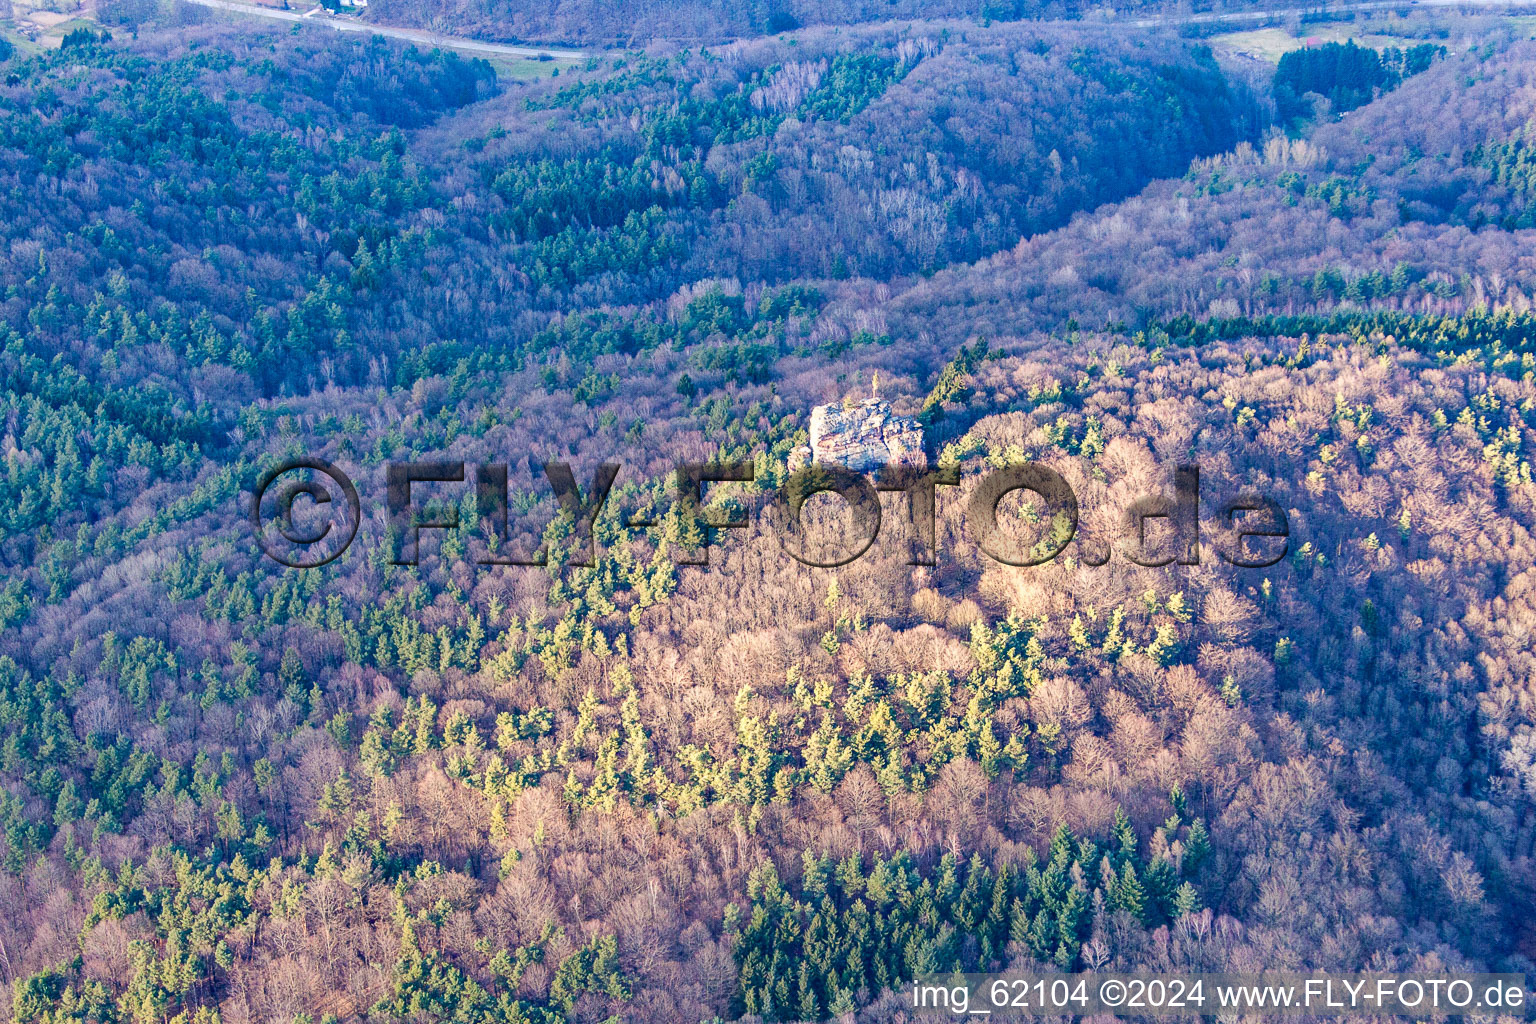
[789,397,926,472]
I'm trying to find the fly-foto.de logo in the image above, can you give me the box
[247,458,1290,571]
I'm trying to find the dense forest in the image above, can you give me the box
[1272,39,1445,120]
[361,0,1269,48]
[0,5,1534,1024]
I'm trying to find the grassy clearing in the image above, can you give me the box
[483,52,581,80]
[1,6,100,53]
[1506,14,1536,36]
[0,23,44,55]
[1212,26,1429,63]
[38,16,99,42]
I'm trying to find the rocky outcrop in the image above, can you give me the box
[789,397,926,472]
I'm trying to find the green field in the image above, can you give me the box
[1212,25,1434,63]
[39,16,99,41]
[1508,14,1536,35]
[482,51,581,80]
[0,23,40,54]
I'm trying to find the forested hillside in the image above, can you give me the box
[0,9,1535,1024]
[360,0,1232,47]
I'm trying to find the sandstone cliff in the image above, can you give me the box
[789,397,926,472]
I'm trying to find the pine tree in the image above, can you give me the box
[956,853,988,929]
[771,968,792,1021]
[561,770,584,807]
[797,960,820,1022]
[1173,881,1202,918]
[977,720,1003,778]
[834,853,865,899]
[1008,897,1030,948]
[278,645,305,699]
[1112,806,1137,865]
[984,867,1012,961]
[876,748,906,796]
[803,850,831,900]
[1183,818,1211,872]
[1056,886,1090,955]
[1115,862,1147,923]
[1027,906,1057,960]
[934,853,960,912]
[1049,823,1075,863]
[1142,858,1179,923]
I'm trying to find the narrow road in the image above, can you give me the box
[181,0,586,58]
